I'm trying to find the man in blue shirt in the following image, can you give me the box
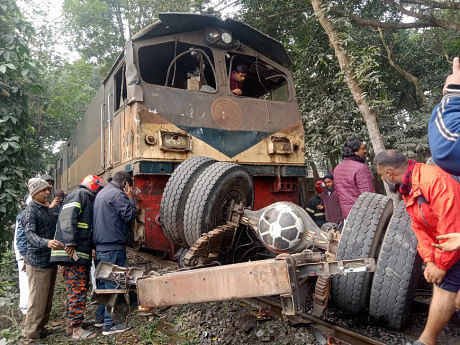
[428,57,460,176]
[92,171,136,335]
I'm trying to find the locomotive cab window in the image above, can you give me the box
[114,62,127,112]
[226,53,290,102]
[138,42,217,93]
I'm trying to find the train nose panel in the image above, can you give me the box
[179,126,273,157]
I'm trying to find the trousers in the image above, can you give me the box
[95,249,127,330]
[17,258,29,315]
[63,265,89,327]
[22,265,57,344]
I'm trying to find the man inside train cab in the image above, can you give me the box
[230,65,247,96]
[374,149,460,345]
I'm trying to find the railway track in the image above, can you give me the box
[244,297,385,345]
[127,247,386,345]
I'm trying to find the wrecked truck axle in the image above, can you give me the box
[93,252,375,317]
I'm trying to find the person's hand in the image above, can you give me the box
[123,183,134,199]
[317,204,324,210]
[424,262,447,284]
[443,56,460,94]
[232,88,242,96]
[49,197,62,209]
[65,246,75,258]
[92,249,96,259]
[432,233,460,252]
[47,239,64,249]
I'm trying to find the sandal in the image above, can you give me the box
[72,329,96,341]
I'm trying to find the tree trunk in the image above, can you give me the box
[309,160,321,180]
[113,2,126,47]
[311,0,385,155]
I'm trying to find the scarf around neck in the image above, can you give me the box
[399,159,417,196]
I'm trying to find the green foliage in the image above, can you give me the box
[62,0,211,74]
[0,0,37,248]
[31,59,101,148]
[0,248,18,302]
[0,248,21,345]
[240,0,458,167]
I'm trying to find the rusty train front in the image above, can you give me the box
[53,13,307,258]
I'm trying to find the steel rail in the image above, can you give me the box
[243,297,385,345]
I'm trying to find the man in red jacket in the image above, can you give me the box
[334,138,375,218]
[375,149,460,345]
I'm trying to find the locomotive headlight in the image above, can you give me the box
[221,32,232,44]
[208,29,220,41]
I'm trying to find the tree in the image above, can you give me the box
[0,0,38,249]
[332,0,460,30]
[62,0,211,74]
[311,0,386,155]
[30,59,101,149]
[238,0,458,168]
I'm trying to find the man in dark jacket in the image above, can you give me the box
[50,175,106,340]
[93,171,136,335]
[319,173,343,224]
[334,138,375,218]
[306,181,326,227]
[21,178,64,344]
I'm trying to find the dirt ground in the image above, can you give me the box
[1,249,459,345]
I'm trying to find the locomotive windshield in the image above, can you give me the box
[226,53,290,102]
[138,42,217,93]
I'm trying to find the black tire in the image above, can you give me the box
[160,156,216,246]
[183,162,254,246]
[331,192,393,314]
[369,202,422,330]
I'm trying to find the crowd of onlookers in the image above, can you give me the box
[13,171,136,344]
[10,57,460,345]
[306,58,460,345]
[306,137,375,231]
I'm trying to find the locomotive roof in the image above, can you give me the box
[132,12,292,67]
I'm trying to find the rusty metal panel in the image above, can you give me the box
[125,40,143,102]
[137,259,291,308]
[112,114,121,163]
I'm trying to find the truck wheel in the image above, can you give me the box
[369,202,422,330]
[160,156,216,246]
[183,162,254,247]
[331,192,393,314]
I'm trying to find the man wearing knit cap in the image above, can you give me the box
[21,178,64,344]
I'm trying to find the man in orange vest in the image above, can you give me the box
[374,149,460,345]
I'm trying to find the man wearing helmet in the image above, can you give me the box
[50,174,106,340]
[305,181,326,227]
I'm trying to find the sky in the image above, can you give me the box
[17,0,240,63]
